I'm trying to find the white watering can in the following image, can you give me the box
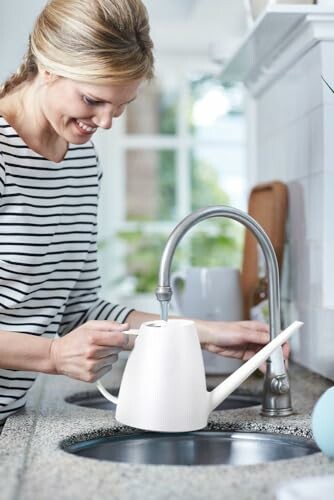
[97,319,302,433]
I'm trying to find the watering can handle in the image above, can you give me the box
[170,271,186,314]
[96,329,139,405]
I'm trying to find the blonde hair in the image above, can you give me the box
[0,0,154,97]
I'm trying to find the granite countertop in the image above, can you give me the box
[0,362,333,500]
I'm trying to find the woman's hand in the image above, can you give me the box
[49,320,129,382]
[195,319,290,365]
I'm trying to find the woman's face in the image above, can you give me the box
[40,74,142,144]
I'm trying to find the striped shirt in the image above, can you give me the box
[0,116,133,420]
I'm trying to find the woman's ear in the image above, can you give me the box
[37,64,58,84]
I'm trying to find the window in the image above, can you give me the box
[97,74,247,301]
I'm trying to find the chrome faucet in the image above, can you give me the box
[155,206,293,417]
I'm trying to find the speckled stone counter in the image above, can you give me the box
[0,363,333,500]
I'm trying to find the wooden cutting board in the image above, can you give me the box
[240,181,288,319]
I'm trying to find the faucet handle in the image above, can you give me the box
[271,375,290,395]
[261,371,293,416]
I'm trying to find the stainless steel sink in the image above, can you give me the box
[63,431,319,465]
[66,390,262,411]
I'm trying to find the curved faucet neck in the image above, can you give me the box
[157,206,280,341]
[155,205,292,417]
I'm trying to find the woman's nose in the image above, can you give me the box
[93,111,113,130]
[93,104,126,129]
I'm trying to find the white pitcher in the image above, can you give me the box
[171,267,243,374]
[97,319,302,433]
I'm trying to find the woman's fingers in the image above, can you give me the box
[93,354,119,373]
[50,320,130,381]
[86,320,130,331]
[236,328,270,346]
[239,320,270,332]
[203,340,290,363]
[93,365,115,382]
[282,341,290,361]
[206,321,270,347]
[210,328,269,348]
[93,347,122,359]
[92,330,130,348]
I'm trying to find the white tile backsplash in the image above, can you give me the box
[309,242,324,308]
[321,41,334,106]
[308,307,334,378]
[258,45,323,146]
[307,173,324,242]
[323,170,334,240]
[323,241,334,309]
[309,107,324,174]
[287,179,307,242]
[323,105,334,172]
[255,41,334,380]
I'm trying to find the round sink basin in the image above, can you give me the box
[63,431,319,466]
[66,391,262,412]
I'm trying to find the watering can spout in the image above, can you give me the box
[209,321,303,412]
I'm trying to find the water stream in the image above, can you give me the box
[159,301,169,322]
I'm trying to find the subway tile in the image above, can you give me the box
[323,241,334,308]
[308,307,334,379]
[320,42,334,107]
[290,304,313,366]
[294,120,312,179]
[286,300,302,355]
[309,242,324,308]
[288,241,311,306]
[323,105,334,172]
[307,173,324,242]
[309,107,324,174]
[288,179,308,241]
[290,305,334,379]
[323,170,334,238]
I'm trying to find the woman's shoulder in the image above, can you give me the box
[0,136,6,196]
[0,116,9,166]
[0,114,12,133]
[0,99,15,131]
[0,113,21,143]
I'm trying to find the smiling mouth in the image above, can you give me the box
[75,119,97,134]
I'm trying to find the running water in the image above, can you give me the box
[160,301,169,322]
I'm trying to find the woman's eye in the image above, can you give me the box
[83,96,100,106]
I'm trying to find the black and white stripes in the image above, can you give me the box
[0,116,133,420]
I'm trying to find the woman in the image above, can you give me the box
[0,0,278,422]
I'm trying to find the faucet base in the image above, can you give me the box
[260,407,293,417]
[261,373,293,417]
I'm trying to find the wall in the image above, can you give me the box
[255,41,334,380]
[0,1,47,82]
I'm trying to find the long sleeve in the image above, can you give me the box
[0,153,6,196]
[58,235,134,336]
[57,147,134,335]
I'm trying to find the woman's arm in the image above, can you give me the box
[0,321,129,382]
[0,313,287,381]
[125,310,289,363]
[0,330,54,373]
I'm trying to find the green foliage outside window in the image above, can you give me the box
[158,150,176,220]
[115,152,244,294]
[116,221,243,294]
[103,78,245,294]
[159,90,178,135]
